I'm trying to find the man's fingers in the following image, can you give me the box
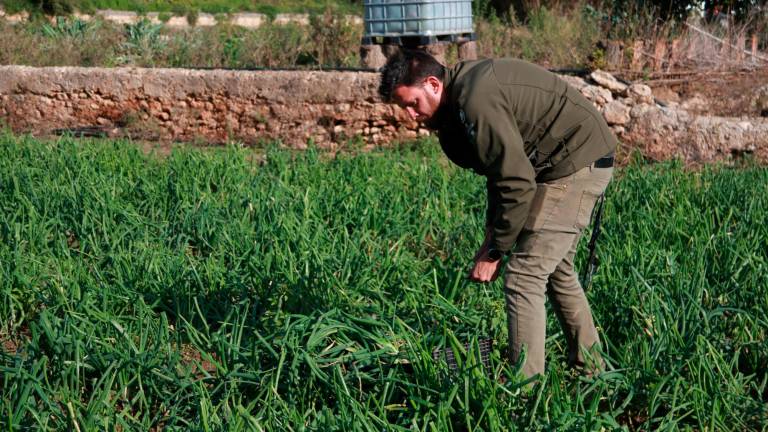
[470,269,482,282]
[468,265,492,283]
[468,265,482,282]
[468,259,503,283]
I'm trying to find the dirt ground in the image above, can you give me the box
[645,68,768,117]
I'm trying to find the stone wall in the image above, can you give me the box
[561,71,768,162]
[1,65,766,162]
[0,66,424,149]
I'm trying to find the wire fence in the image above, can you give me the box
[603,24,766,79]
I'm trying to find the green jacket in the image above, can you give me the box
[429,58,617,253]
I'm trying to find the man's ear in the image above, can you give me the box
[423,76,442,95]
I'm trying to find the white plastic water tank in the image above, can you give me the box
[364,0,473,37]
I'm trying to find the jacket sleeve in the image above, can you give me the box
[466,101,537,253]
[485,178,499,229]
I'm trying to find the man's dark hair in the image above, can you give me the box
[378,49,446,102]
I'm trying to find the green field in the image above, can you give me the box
[1,132,767,430]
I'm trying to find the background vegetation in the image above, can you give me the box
[488,0,766,23]
[0,5,618,69]
[1,132,766,430]
[4,0,766,22]
[1,1,766,69]
[0,11,363,68]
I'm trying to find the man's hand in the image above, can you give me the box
[469,249,503,283]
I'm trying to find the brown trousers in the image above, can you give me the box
[504,164,614,379]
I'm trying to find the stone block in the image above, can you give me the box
[590,70,627,93]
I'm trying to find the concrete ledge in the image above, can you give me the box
[95,10,137,25]
[2,10,29,23]
[230,13,268,28]
[274,13,310,26]
[194,13,217,27]
[0,7,361,29]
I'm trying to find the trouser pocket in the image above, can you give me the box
[575,190,601,230]
[575,167,613,230]
[523,182,568,231]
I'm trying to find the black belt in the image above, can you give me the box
[593,152,615,168]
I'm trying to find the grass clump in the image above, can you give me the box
[1,132,767,429]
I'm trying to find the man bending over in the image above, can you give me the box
[379,50,617,379]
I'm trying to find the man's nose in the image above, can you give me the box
[406,107,418,119]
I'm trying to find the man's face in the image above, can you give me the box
[391,76,443,122]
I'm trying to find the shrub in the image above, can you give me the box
[39,16,93,38]
[476,3,602,68]
[308,8,361,67]
[40,0,74,15]
[186,9,200,27]
[116,18,167,66]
